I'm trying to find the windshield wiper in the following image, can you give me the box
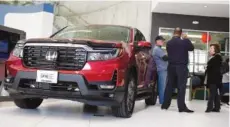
[50,26,68,38]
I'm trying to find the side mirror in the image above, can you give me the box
[137,41,152,48]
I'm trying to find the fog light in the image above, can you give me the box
[5,78,10,83]
[99,85,115,89]
[4,76,14,83]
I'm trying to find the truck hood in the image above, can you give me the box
[25,38,123,48]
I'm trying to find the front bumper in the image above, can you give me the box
[4,71,125,106]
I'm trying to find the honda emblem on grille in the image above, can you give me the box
[45,51,58,61]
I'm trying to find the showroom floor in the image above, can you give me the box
[0,99,229,127]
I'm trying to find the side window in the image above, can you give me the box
[139,31,146,41]
[134,30,140,42]
[134,29,146,42]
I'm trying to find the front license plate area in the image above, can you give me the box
[36,70,58,84]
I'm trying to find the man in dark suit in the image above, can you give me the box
[161,27,194,113]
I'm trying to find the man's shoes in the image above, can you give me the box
[205,108,220,113]
[179,108,194,113]
[212,109,220,112]
[205,109,212,113]
[161,105,168,110]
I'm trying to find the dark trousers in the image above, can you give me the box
[207,84,220,110]
[162,64,188,110]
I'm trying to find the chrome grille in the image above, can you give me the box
[23,46,87,70]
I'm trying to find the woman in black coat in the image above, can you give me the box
[205,44,222,113]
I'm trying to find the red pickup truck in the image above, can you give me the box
[4,25,157,118]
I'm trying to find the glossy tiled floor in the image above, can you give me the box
[0,99,229,127]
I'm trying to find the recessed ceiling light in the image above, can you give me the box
[192,21,199,25]
[204,5,208,8]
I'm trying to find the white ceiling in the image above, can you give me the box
[152,1,229,18]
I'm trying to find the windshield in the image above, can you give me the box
[53,25,130,42]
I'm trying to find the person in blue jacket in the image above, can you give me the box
[152,36,168,104]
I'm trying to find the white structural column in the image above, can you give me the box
[5,12,54,39]
[0,4,55,39]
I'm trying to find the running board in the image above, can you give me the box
[137,87,152,95]
[135,92,151,101]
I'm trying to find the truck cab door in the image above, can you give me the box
[133,29,153,88]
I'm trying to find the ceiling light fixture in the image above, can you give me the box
[204,5,208,8]
[192,21,199,25]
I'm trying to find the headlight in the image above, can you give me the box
[87,49,121,61]
[12,40,26,58]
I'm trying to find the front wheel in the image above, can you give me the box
[112,74,137,118]
[14,98,43,109]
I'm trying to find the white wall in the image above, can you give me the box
[5,12,54,39]
[55,1,152,41]
[83,1,152,41]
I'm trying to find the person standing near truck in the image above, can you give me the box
[161,27,194,113]
[152,36,168,104]
[205,44,222,112]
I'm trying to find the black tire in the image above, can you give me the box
[112,73,137,118]
[145,83,157,105]
[14,98,43,109]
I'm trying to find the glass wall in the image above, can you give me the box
[209,32,229,61]
[159,28,229,75]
